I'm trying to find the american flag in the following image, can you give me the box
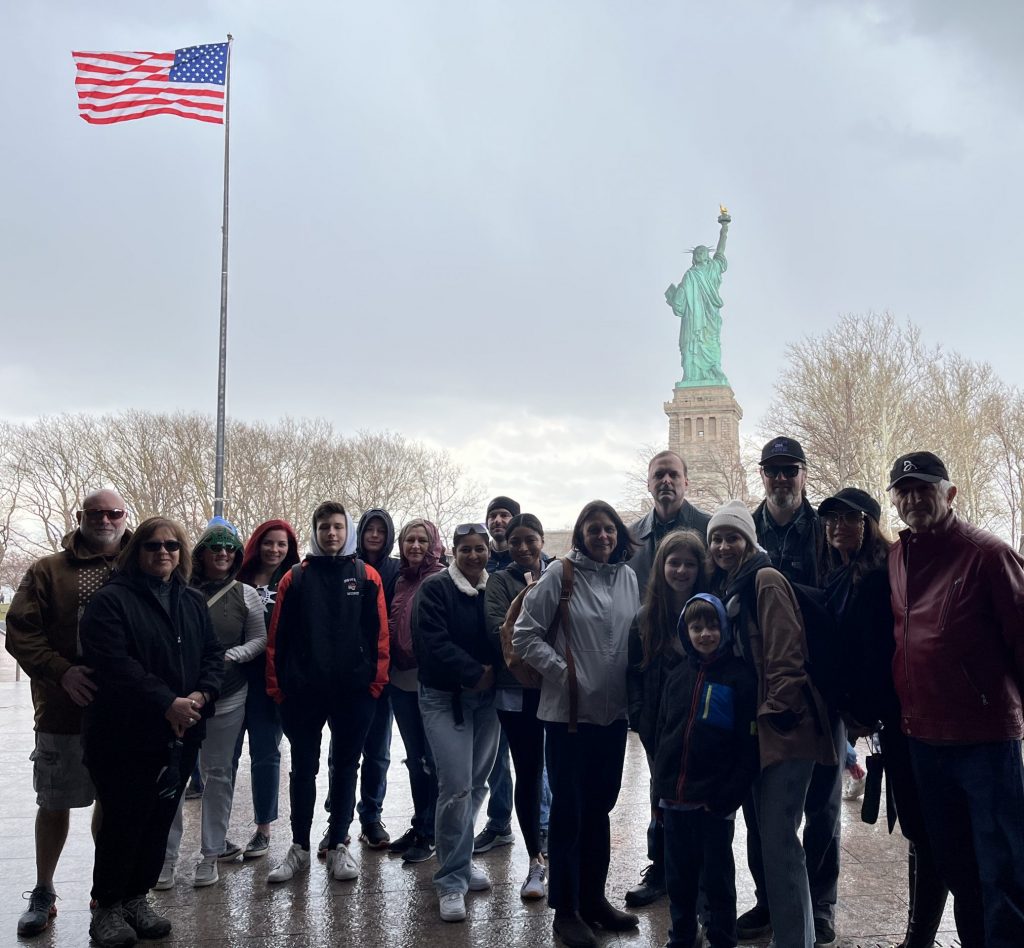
[72,43,229,126]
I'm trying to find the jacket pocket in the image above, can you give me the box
[937,578,963,632]
[699,682,735,730]
[958,662,989,708]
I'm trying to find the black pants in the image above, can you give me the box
[280,690,377,849]
[664,807,736,948]
[88,741,199,907]
[497,689,545,858]
[545,719,627,912]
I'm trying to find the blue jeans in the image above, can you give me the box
[231,667,283,825]
[664,807,736,948]
[753,758,816,948]
[356,691,393,826]
[390,684,437,838]
[419,685,500,896]
[484,728,514,831]
[909,738,1024,948]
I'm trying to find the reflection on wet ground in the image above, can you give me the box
[0,647,959,946]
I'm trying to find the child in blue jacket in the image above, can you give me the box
[653,593,759,948]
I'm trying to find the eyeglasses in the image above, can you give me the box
[81,508,126,522]
[206,544,235,554]
[823,511,865,526]
[762,465,802,480]
[453,523,488,538]
[142,540,182,553]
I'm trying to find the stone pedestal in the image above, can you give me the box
[664,385,747,506]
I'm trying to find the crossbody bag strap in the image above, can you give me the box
[205,579,239,610]
[558,557,578,733]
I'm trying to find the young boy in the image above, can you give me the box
[264,502,389,884]
[653,593,759,948]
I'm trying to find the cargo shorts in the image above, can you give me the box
[30,732,95,810]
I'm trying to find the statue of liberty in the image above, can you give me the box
[665,207,731,387]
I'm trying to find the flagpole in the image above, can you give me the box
[213,33,233,519]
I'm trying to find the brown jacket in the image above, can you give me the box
[5,529,129,734]
[731,566,835,770]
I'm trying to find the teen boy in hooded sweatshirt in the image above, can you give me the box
[654,593,759,948]
[264,502,389,884]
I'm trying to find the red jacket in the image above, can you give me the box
[889,513,1024,743]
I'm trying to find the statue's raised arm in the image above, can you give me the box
[714,205,730,259]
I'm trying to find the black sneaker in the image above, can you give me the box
[184,781,203,801]
[813,918,838,947]
[540,828,549,857]
[472,825,515,853]
[218,839,243,861]
[17,885,57,937]
[122,895,171,938]
[736,903,772,940]
[89,903,137,948]
[624,863,665,907]
[402,834,436,864]
[359,821,390,849]
[388,828,417,856]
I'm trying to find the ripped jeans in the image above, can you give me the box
[418,685,500,896]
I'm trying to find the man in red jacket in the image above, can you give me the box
[888,451,1024,948]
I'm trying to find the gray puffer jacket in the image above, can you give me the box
[512,550,639,727]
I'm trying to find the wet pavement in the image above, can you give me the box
[0,645,961,947]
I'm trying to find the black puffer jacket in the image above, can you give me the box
[80,572,224,756]
[652,596,759,815]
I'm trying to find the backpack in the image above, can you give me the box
[499,559,579,729]
[740,569,843,713]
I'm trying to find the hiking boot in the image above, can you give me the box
[268,843,311,883]
[17,885,57,937]
[152,861,175,891]
[552,909,597,948]
[439,891,466,922]
[359,821,390,849]
[326,844,358,881]
[193,856,219,888]
[624,862,665,907]
[520,859,547,900]
[243,830,270,859]
[468,862,491,892]
[122,895,172,938]
[89,903,137,948]
[402,834,435,864]
[814,919,838,947]
[581,896,639,932]
[388,827,417,856]
[736,903,772,939]
[472,825,515,853]
[218,839,242,861]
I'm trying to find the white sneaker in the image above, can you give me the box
[520,859,546,900]
[842,772,866,800]
[439,891,466,922]
[326,843,358,881]
[153,860,175,891]
[268,843,311,883]
[193,855,219,888]
[468,862,490,892]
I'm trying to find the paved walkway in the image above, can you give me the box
[0,645,960,947]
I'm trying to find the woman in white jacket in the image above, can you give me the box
[512,500,641,948]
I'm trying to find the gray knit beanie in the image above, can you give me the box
[707,499,758,549]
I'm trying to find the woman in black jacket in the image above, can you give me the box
[412,523,500,925]
[818,488,948,948]
[80,517,223,948]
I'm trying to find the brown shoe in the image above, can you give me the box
[581,896,639,931]
[552,910,598,948]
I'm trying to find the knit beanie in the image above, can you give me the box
[707,500,758,549]
[486,495,521,518]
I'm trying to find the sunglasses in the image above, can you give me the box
[81,508,126,522]
[142,540,182,553]
[823,511,865,526]
[205,543,236,554]
[762,464,802,480]
[453,522,488,538]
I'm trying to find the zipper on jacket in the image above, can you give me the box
[902,541,912,732]
[959,662,989,707]
[675,666,706,801]
[937,578,963,632]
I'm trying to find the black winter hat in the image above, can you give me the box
[486,496,521,518]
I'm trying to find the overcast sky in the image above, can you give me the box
[4,1,1023,529]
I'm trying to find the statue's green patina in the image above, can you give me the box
[665,207,731,387]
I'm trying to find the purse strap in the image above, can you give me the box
[550,558,578,733]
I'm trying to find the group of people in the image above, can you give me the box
[5,438,1024,948]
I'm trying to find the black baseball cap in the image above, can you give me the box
[817,487,881,524]
[760,437,807,465]
[886,452,949,490]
